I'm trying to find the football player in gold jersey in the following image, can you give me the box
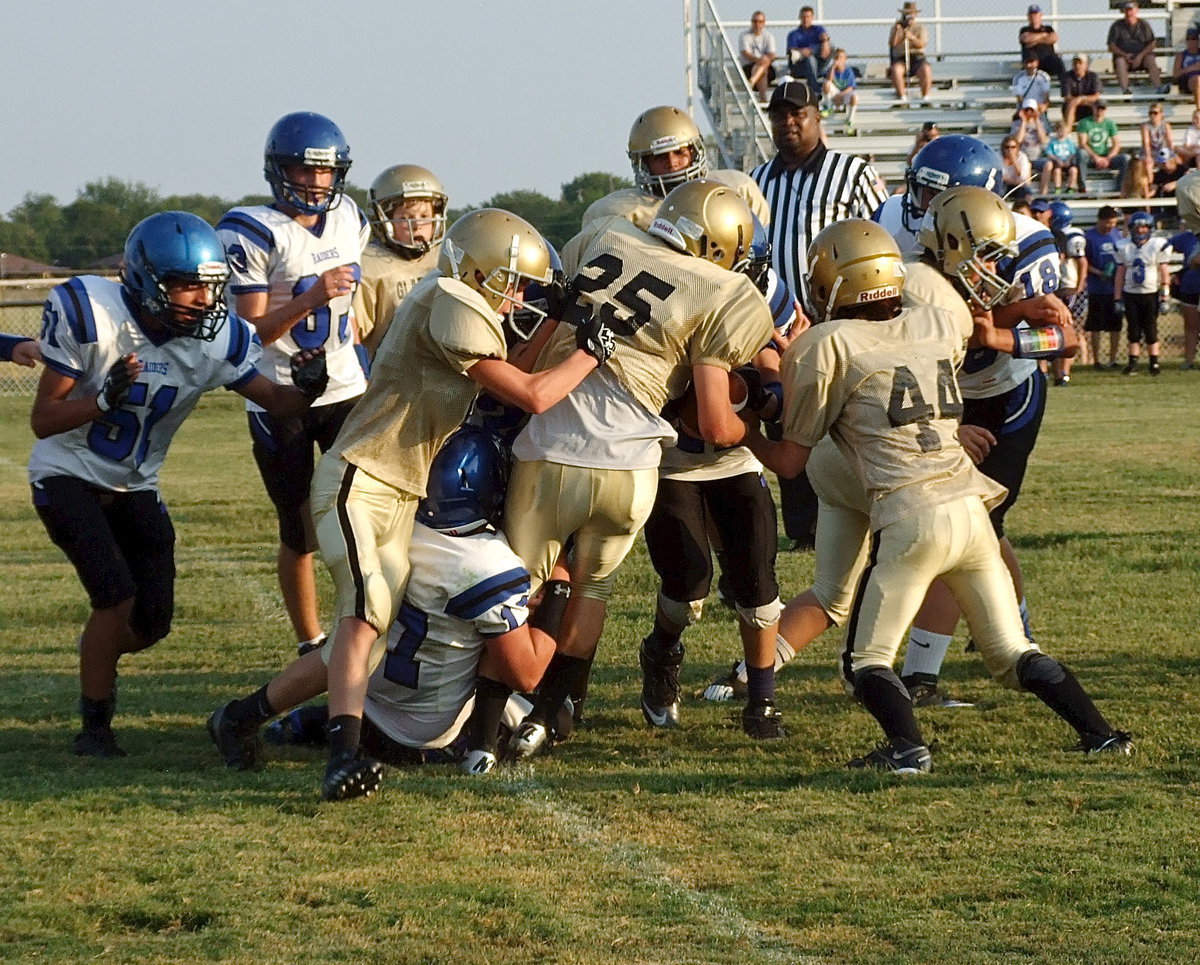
[744,218,1130,771]
[353,164,447,361]
[310,208,614,800]
[505,179,775,758]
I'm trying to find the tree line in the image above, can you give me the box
[0,172,634,270]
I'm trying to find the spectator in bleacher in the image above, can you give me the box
[823,47,858,133]
[1139,102,1182,196]
[1173,28,1200,108]
[1061,53,1102,133]
[888,2,933,107]
[1019,5,1064,81]
[906,121,939,164]
[1176,108,1200,168]
[1041,121,1081,194]
[740,11,778,104]
[787,6,831,93]
[1108,1,1168,96]
[1010,100,1051,177]
[1077,100,1129,191]
[1001,136,1034,193]
[1011,53,1053,115]
[1084,205,1125,369]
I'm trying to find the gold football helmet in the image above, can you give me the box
[628,106,708,197]
[438,208,553,336]
[369,164,448,257]
[806,220,906,322]
[647,179,754,272]
[917,185,1017,309]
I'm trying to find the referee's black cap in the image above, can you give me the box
[768,79,820,111]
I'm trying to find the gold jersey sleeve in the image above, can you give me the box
[780,303,1003,530]
[581,190,661,233]
[899,260,974,342]
[335,274,507,496]
[353,243,438,358]
[540,219,773,415]
[707,169,771,226]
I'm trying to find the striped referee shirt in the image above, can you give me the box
[751,146,889,311]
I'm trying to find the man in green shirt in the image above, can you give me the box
[1077,100,1129,189]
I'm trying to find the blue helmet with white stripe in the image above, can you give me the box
[122,212,229,340]
[264,112,352,215]
[417,426,509,536]
[904,135,1003,231]
[1048,201,1073,233]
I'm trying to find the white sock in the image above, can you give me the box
[902,627,953,679]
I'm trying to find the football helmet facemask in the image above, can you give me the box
[918,185,1018,310]
[369,164,448,257]
[438,209,553,341]
[1128,211,1154,245]
[648,179,754,273]
[903,134,1003,232]
[628,106,708,197]
[122,212,229,340]
[745,214,772,294]
[806,220,906,323]
[417,425,509,536]
[264,111,352,216]
[509,243,565,344]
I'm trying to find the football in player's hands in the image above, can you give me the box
[674,369,748,439]
[97,353,141,413]
[291,348,329,399]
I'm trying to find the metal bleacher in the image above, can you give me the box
[686,0,1200,226]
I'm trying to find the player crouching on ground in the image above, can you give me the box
[208,425,555,781]
[741,218,1131,772]
[30,212,329,758]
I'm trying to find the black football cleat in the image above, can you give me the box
[639,635,684,728]
[207,702,264,771]
[321,753,384,801]
[741,698,786,739]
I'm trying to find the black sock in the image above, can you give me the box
[225,685,276,728]
[531,653,590,723]
[856,670,924,746]
[466,677,512,754]
[80,694,115,731]
[326,714,362,760]
[1019,655,1112,736]
[746,664,775,703]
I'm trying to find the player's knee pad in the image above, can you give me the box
[278,505,318,555]
[572,572,615,602]
[1014,651,1066,693]
[735,597,783,630]
[657,591,704,630]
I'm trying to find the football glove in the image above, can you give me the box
[291,348,329,400]
[96,354,137,413]
[1159,295,1171,316]
[1113,300,1125,321]
[573,312,616,366]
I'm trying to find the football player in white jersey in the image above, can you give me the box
[217,112,369,658]
[353,164,447,361]
[29,212,329,758]
[1115,211,1172,375]
[208,426,554,781]
[743,218,1130,771]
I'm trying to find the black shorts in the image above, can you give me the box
[32,475,176,642]
[248,397,359,553]
[644,471,778,608]
[1085,294,1122,332]
[962,371,1047,538]
[1124,291,1159,344]
[891,53,928,76]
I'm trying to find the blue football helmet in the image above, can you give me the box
[509,242,564,344]
[1129,210,1154,244]
[1048,201,1073,233]
[744,214,771,295]
[264,112,352,215]
[416,425,509,536]
[122,212,229,340]
[903,134,1003,232]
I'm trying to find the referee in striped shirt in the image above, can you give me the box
[751,79,888,549]
[752,79,888,315]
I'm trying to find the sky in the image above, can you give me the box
[0,1,1145,218]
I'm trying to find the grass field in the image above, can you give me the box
[1,370,1198,965]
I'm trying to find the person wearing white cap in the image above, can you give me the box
[1011,49,1052,114]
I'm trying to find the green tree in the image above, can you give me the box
[0,193,63,264]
